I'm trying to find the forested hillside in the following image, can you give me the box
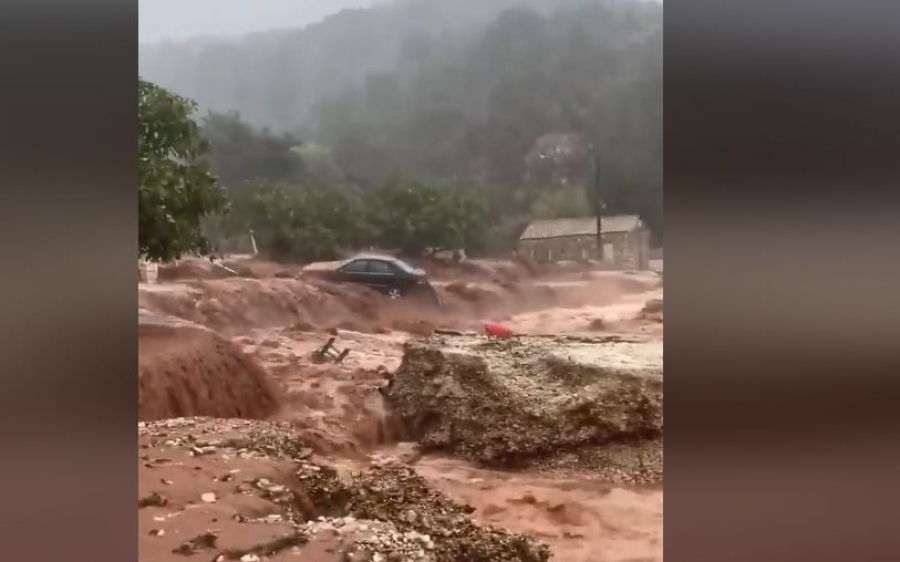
[139,0,662,257]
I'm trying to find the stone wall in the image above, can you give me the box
[519,229,650,269]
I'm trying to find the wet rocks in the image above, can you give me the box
[140,417,319,462]
[296,464,552,561]
[138,492,168,508]
[173,532,218,555]
[294,457,550,561]
[382,335,663,482]
[140,417,549,561]
[336,466,550,562]
[214,533,309,560]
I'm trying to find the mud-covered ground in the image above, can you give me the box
[138,257,663,562]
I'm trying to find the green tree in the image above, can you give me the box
[369,176,490,256]
[139,0,663,249]
[138,79,225,261]
[202,111,306,188]
[224,181,372,263]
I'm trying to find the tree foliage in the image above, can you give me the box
[220,181,371,262]
[212,174,490,263]
[368,176,491,255]
[141,0,663,250]
[202,111,307,188]
[138,79,225,261]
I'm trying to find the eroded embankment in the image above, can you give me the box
[139,418,551,562]
[381,334,663,484]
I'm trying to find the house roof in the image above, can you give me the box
[519,215,643,240]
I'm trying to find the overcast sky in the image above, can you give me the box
[139,0,381,43]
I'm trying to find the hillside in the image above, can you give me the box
[140,0,663,246]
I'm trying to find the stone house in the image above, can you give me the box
[517,215,651,269]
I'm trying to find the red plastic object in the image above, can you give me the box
[485,323,514,339]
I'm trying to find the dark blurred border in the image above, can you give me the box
[668,1,900,561]
[2,0,900,559]
[0,0,136,559]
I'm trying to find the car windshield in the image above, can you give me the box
[392,259,419,274]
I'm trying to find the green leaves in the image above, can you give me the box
[368,176,490,255]
[217,174,490,263]
[138,79,225,261]
[201,111,306,188]
[222,180,372,263]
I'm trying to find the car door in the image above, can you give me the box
[336,259,370,285]
[365,259,398,294]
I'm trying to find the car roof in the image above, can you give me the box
[346,253,401,263]
[341,254,424,275]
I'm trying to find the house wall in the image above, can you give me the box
[519,235,596,263]
[519,228,650,269]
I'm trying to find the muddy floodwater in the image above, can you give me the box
[138,260,663,562]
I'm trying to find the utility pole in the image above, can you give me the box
[594,155,604,262]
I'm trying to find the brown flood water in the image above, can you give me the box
[366,445,663,562]
[140,266,664,562]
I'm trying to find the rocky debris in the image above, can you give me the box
[299,517,438,562]
[382,335,663,483]
[140,418,551,561]
[140,417,317,461]
[213,532,309,560]
[526,438,664,483]
[139,492,168,508]
[173,532,218,555]
[290,465,549,562]
[341,466,550,562]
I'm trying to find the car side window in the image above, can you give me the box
[340,260,368,273]
[367,260,394,275]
